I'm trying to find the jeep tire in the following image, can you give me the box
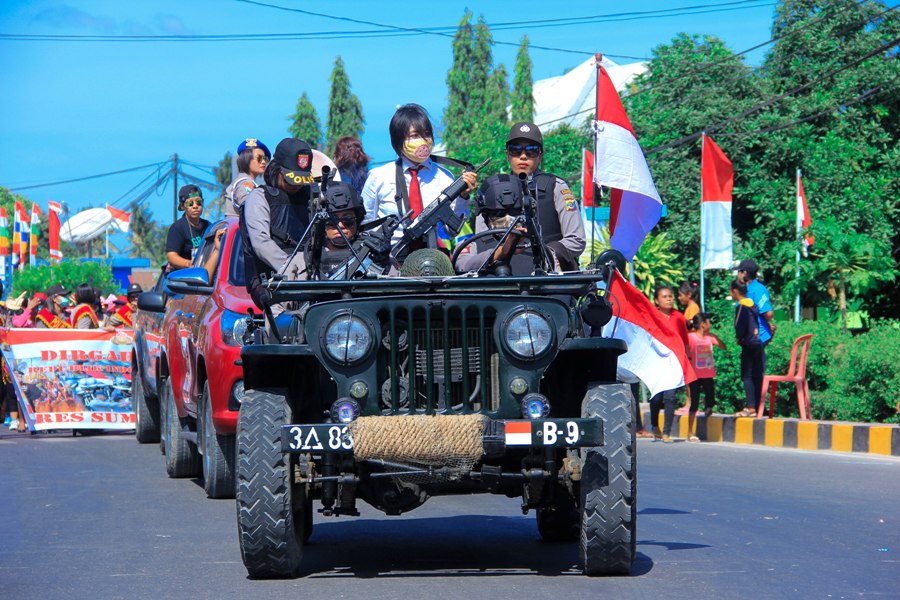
[236,389,307,578]
[163,378,201,478]
[133,366,160,444]
[200,382,236,499]
[579,382,636,576]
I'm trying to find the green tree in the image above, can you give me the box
[12,260,117,297]
[288,91,324,149]
[129,200,166,267]
[325,56,365,155]
[488,63,511,125]
[443,11,474,154]
[511,35,534,122]
[210,151,232,219]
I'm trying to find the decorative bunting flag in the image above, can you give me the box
[700,134,734,270]
[30,203,41,267]
[107,204,131,233]
[797,172,814,256]
[49,201,63,262]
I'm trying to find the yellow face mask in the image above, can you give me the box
[402,137,433,163]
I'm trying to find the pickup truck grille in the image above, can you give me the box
[378,304,498,414]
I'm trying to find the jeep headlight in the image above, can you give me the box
[504,310,553,360]
[324,314,373,364]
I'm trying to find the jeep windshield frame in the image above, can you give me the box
[261,272,606,302]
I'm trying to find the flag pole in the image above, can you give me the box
[699,133,706,312]
[794,168,801,323]
[592,52,602,270]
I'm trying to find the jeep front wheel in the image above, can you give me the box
[579,382,636,576]
[236,389,306,578]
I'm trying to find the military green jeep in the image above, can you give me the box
[235,254,637,578]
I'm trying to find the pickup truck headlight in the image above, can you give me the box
[220,310,249,346]
[503,310,553,360]
[323,314,373,364]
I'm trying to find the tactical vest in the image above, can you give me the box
[240,185,311,306]
[318,246,352,277]
[532,173,562,243]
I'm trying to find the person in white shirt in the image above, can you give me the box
[361,104,477,246]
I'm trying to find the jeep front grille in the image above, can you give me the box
[378,304,498,414]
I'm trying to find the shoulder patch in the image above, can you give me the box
[560,188,573,196]
[242,181,255,190]
[564,198,578,211]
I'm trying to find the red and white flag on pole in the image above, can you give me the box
[797,172,814,256]
[593,64,662,261]
[581,148,595,207]
[48,201,63,262]
[107,205,131,233]
[700,134,734,270]
[601,270,696,396]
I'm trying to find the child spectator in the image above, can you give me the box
[678,281,701,325]
[731,279,763,417]
[687,313,726,441]
[648,285,691,442]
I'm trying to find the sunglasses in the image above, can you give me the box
[254,155,268,164]
[183,197,203,208]
[506,144,542,158]
[326,216,358,228]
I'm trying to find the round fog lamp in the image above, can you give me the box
[509,377,528,395]
[349,380,368,399]
[521,393,550,420]
[330,398,361,424]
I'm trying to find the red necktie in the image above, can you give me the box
[408,166,423,217]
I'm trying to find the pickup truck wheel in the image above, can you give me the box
[236,389,306,578]
[536,485,580,542]
[163,378,201,478]
[159,377,167,455]
[133,368,160,444]
[579,382,636,576]
[201,382,235,499]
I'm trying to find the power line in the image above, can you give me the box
[8,161,169,191]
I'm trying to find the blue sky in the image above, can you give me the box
[0,0,777,230]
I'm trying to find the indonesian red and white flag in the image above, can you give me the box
[107,205,131,233]
[700,134,734,270]
[582,148,595,207]
[601,270,696,396]
[797,172,814,256]
[48,201,63,262]
[593,65,662,261]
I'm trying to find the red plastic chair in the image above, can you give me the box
[757,334,814,419]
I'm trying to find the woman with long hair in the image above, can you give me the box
[70,283,101,329]
[333,136,369,195]
[225,138,271,218]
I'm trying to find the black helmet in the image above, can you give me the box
[324,182,365,220]
[475,174,523,215]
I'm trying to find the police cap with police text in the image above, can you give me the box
[507,122,543,147]
[236,138,271,159]
[273,138,314,186]
[476,174,524,215]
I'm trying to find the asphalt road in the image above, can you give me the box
[0,430,897,600]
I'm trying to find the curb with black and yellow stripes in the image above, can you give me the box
[641,411,900,457]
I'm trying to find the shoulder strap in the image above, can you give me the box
[394,159,409,215]
[431,154,473,170]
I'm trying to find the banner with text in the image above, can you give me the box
[1,328,135,432]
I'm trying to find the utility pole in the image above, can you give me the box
[172,153,179,222]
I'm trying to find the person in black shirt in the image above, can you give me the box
[166,185,211,271]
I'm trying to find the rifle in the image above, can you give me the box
[391,157,491,260]
[327,215,401,280]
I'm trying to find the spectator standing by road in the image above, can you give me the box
[333,136,369,196]
[225,138,270,218]
[34,285,72,329]
[648,285,691,442]
[70,283,101,329]
[687,313,726,440]
[679,281,701,325]
[737,259,776,370]
[166,185,211,271]
[731,280,763,417]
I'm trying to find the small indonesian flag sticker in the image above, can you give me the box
[505,421,532,446]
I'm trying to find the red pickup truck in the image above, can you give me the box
[141,218,258,498]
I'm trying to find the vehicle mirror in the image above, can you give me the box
[166,268,214,296]
[594,249,627,278]
[137,291,166,313]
